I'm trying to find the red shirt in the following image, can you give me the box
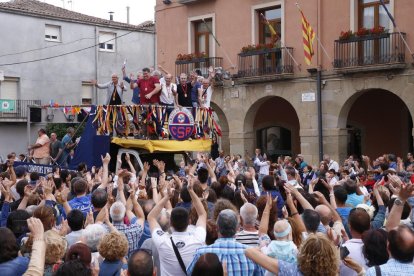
[137,76,160,104]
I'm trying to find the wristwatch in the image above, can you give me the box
[394,197,405,206]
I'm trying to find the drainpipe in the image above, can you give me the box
[154,18,157,69]
[94,26,99,104]
[317,68,323,162]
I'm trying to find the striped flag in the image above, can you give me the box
[379,0,396,28]
[260,13,277,37]
[300,10,315,65]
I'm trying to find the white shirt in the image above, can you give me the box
[152,226,206,276]
[343,239,368,270]
[160,82,176,105]
[329,176,338,186]
[328,160,339,172]
[200,86,212,108]
[254,158,270,175]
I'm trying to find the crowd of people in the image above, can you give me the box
[0,146,414,276]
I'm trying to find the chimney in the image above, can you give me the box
[126,6,130,24]
[109,11,114,21]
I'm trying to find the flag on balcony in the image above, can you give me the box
[260,13,277,37]
[379,0,396,28]
[300,10,315,65]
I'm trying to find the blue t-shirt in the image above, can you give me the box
[261,190,285,218]
[346,193,366,208]
[0,256,30,276]
[137,221,151,248]
[99,260,128,276]
[68,194,92,216]
[191,82,201,102]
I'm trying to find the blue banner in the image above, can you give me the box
[13,161,55,176]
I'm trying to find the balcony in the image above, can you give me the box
[175,57,223,79]
[236,47,294,83]
[0,99,41,122]
[334,32,406,73]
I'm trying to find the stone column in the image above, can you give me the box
[323,128,348,164]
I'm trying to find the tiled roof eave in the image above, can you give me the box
[0,6,155,33]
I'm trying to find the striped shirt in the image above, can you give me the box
[113,217,143,258]
[187,238,263,276]
[366,259,414,276]
[235,230,259,247]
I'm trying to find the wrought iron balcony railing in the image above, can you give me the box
[0,99,41,121]
[237,47,294,79]
[334,32,406,71]
[175,57,223,79]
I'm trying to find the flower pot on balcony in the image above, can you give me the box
[175,57,209,64]
[239,48,280,57]
[338,33,390,43]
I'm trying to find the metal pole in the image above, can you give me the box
[317,68,323,162]
[27,105,31,148]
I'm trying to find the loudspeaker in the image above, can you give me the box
[30,107,41,123]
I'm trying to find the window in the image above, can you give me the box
[81,82,93,104]
[257,126,292,159]
[194,19,213,57]
[358,0,391,64]
[99,32,116,52]
[359,0,390,29]
[0,78,18,100]
[45,24,61,42]
[258,6,282,44]
[0,78,19,113]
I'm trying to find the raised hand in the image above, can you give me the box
[398,182,414,201]
[43,179,54,196]
[284,183,298,195]
[143,161,150,173]
[101,153,111,165]
[27,217,44,240]
[0,182,12,202]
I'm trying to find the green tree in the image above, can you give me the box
[45,123,85,140]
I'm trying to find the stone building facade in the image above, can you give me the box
[156,0,414,165]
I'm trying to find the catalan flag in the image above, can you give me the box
[300,10,315,65]
[260,13,277,37]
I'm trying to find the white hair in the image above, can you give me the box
[110,201,126,222]
[240,203,258,226]
[82,224,108,251]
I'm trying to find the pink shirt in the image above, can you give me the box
[33,134,50,158]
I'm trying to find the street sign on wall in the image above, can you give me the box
[0,100,15,112]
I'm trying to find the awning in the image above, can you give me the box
[111,137,212,153]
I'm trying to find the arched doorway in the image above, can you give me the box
[245,96,300,161]
[341,89,413,158]
[210,102,230,154]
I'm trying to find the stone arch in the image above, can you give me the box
[338,88,413,157]
[244,96,301,159]
[338,88,414,129]
[244,95,302,134]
